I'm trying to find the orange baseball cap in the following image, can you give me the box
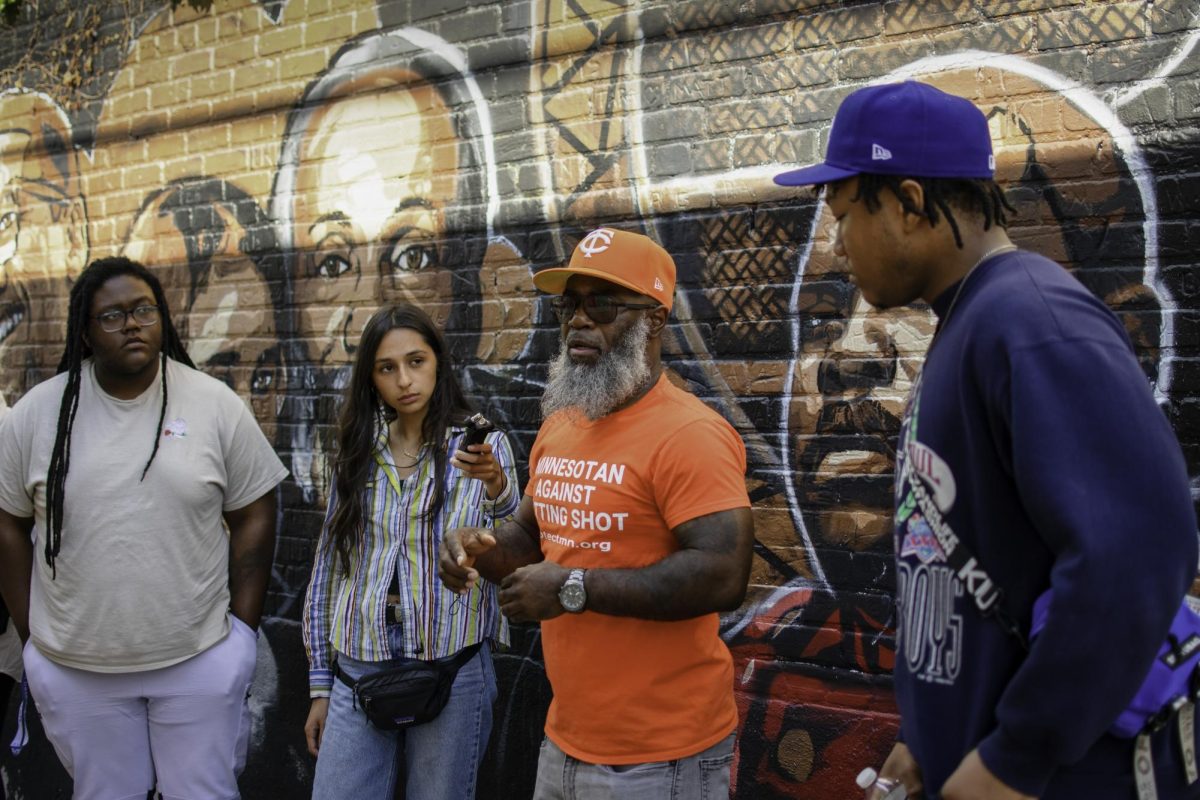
[533,228,676,310]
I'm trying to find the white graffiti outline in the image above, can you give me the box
[1110,4,1200,108]
[384,29,550,362]
[727,51,1180,629]
[887,51,1169,401]
[763,52,1172,602]
[274,26,499,254]
[777,202,830,590]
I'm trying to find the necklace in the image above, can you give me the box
[393,448,421,470]
[904,242,1018,423]
[392,438,425,467]
[935,242,1018,342]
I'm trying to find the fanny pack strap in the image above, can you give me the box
[899,450,1027,648]
[1181,704,1198,784]
[333,642,484,694]
[903,453,1199,800]
[917,526,1194,800]
[900,452,1198,800]
[1132,703,1200,800]
[1136,732,1160,800]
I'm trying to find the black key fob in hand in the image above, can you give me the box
[458,413,494,454]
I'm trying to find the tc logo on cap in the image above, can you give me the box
[578,228,614,258]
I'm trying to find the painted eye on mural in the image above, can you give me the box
[0,210,17,235]
[803,316,846,347]
[381,240,437,274]
[310,252,352,279]
[306,230,357,280]
[251,365,274,395]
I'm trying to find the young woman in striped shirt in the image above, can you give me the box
[302,304,520,799]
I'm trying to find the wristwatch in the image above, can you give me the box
[558,568,587,613]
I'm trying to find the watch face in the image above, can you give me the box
[559,582,586,613]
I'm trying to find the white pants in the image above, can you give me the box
[23,615,258,800]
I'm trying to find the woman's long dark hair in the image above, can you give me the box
[324,303,474,571]
[46,257,194,577]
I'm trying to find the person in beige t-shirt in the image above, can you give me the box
[0,257,287,798]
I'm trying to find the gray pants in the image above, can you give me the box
[533,732,735,800]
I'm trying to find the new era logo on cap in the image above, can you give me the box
[654,277,664,291]
[872,143,892,161]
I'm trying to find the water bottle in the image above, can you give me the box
[856,767,909,800]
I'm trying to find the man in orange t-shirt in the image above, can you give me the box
[440,228,754,798]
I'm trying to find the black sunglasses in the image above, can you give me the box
[551,294,659,324]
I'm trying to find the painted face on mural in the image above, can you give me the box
[788,179,936,552]
[788,205,934,552]
[124,184,282,440]
[122,196,191,313]
[291,76,459,366]
[185,256,281,430]
[0,96,88,401]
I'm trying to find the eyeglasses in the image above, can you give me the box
[550,294,659,325]
[94,305,161,333]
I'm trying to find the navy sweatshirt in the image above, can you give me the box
[893,249,1199,797]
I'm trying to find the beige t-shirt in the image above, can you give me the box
[0,358,287,672]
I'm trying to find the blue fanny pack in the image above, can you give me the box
[1031,590,1200,738]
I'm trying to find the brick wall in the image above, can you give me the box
[0,0,1197,797]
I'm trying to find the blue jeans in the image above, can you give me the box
[533,732,736,800]
[311,640,497,800]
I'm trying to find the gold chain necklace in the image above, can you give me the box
[392,437,426,467]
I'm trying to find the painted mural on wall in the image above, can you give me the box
[0,90,88,404]
[0,0,1197,797]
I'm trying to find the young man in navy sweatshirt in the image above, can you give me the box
[775,80,1199,800]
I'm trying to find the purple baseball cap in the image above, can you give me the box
[774,81,995,186]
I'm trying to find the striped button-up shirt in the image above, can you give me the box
[303,424,520,697]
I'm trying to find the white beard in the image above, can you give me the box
[541,316,651,421]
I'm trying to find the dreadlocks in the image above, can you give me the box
[850,175,1015,249]
[45,257,194,577]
